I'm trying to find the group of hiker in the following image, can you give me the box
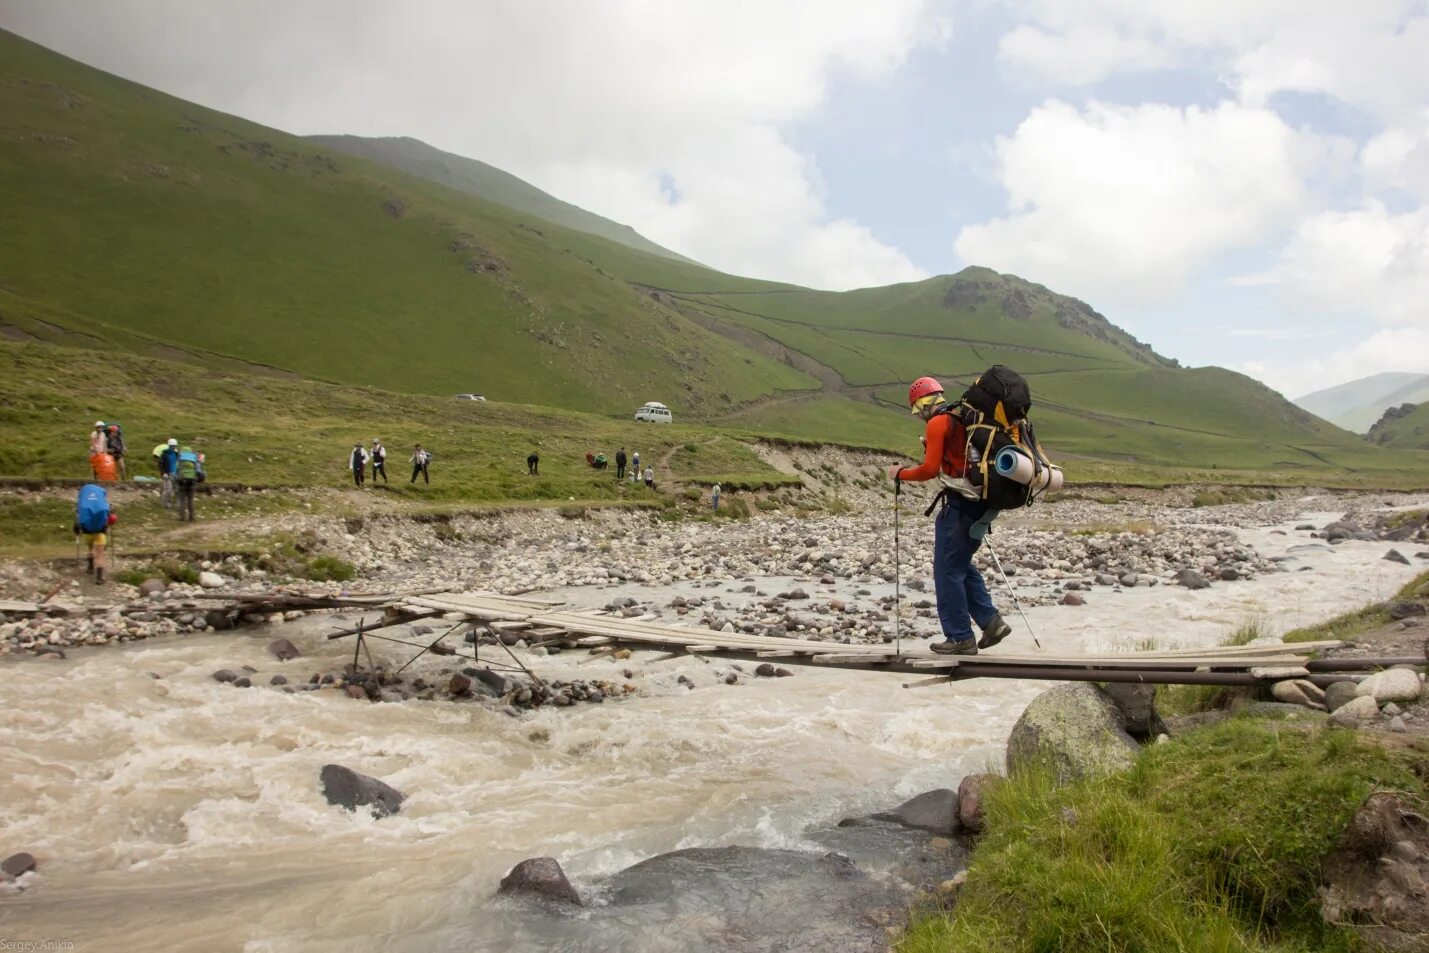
[348,440,432,486]
[581,447,655,487]
[76,421,208,585]
[85,422,205,522]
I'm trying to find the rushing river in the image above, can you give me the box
[0,502,1421,952]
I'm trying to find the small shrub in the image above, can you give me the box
[755,498,780,511]
[114,557,199,587]
[681,488,702,502]
[557,505,587,520]
[304,555,356,582]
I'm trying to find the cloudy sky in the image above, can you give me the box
[2,1,1427,398]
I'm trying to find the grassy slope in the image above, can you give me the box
[306,134,698,265]
[0,29,812,415]
[1369,401,1429,450]
[900,720,1428,953]
[0,337,795,497]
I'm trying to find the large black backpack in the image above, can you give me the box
[955,366,1055,509]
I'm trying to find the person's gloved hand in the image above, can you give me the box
[969,514,995,540]
[886,465,903,482]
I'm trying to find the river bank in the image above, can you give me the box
[0,491,1425,951]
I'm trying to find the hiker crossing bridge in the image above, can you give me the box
[327,590,1416,689]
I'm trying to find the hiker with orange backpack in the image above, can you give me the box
[887,376,1011,656]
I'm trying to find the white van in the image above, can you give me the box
[634,401,673,424]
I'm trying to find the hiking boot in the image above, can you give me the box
[94,567,104,585]
[86,555,95,572]
[978,614,1012,650]
[930,638,978,656]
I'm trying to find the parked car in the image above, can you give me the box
[453,393,487,401]
[634,401,673,423]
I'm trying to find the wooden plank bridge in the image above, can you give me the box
[10,586,1417,686]
[334,590,1419,689]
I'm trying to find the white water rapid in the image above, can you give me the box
[0,502,1421,952]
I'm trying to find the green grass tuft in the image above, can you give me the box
[1282,571,1429,644]
[899,720,1427,953]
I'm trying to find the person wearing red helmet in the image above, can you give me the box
[886,376,1011,655]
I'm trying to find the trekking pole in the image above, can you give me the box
[893,476,902,658]
[983,537,1042,650]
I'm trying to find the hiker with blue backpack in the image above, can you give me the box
[175,445,205,522]
[74,484,116,584]
[154,438,179,508]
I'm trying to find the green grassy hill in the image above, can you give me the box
[307,134,699,266]
[0,28,812,415]
[2,27,1426,485]
[1368,402,1429,449]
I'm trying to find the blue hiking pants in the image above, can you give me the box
[932,495,998,643]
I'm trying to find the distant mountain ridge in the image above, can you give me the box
[307,134,699,266]
[1294,372,1429,433]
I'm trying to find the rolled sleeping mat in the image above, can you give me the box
[993,445,1035,484]
[1030,464,1064,493]
[993,445,1064,492]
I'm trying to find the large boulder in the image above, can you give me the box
[1324,681,1362,712]
[1358,669,1423,705]
[198,571,226,589]
[1100,682,1167,739]
[1,852,36,878]
[875,788,958,835]
[498,856,583,906]
[319,764,405,818]
[599,846,902,951]
[1319,792,1429,951]
[1329,695,1380,728]
[268,638,301,661]
[1006,684,1140,783]
[1174,569,1211,590]
[957,774,999,834]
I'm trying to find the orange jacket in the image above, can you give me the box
[895,412,967,482]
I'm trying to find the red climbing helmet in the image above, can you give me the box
[907,376,943,408]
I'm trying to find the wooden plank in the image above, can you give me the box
[903,676,954,689]
[1250,666,1310,679]
[813,654,892,665]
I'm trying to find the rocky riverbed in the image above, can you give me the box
[4,485,1426,656]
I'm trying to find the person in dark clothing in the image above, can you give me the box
[371,439,388,483]
[350,443,367,487]
[106,424,127,480]
[410,444,430,484]
[615,447,627,479]
[527,451,539,475]
[175,445,204,523]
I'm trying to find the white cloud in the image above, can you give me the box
[991,1,1429,121]
[998,24,1171,86]
[1274,203,1429,325]
[0,0,940,290]
[1361,112,1429,202]
[953,99,1318,305]
[1243,326,1429,400]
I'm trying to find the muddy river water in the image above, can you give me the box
[0,505,1421,952]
